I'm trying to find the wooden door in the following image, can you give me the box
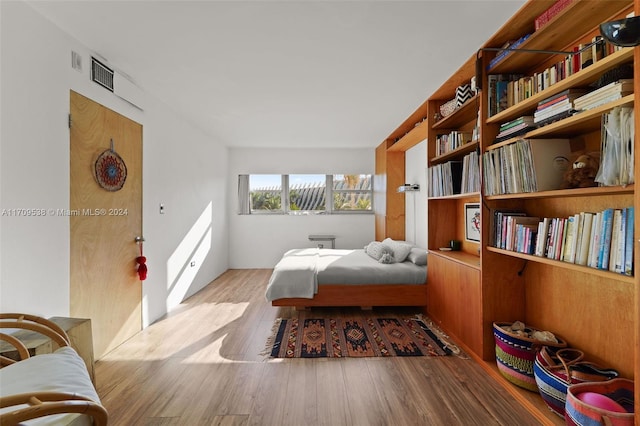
[70,91,142,359]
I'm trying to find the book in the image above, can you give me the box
[561,214,579,263]
[499,116,535,131]
[576,212,594,265]
[491,209,523,247]
[534,102,574,123]
[535,218,551,257]
[496,80,509,113]
[574,79,634,110]
[598,208,615,270]
[534,109,575,127]
[624,207,634,276]
[570,212,584,263]
[482,139,573,195]
[536,88,588,110]
[507,216,540,251]
[535,0,574,30]
[554,217,567,260]
[609,209,623,272]
[587,212,602,268]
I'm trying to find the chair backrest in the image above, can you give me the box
[0,313,70,366]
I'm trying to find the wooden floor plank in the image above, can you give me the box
[95,268,557,425]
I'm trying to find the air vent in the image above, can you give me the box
[91,57,114,92]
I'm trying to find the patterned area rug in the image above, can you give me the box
[265,316,459,358]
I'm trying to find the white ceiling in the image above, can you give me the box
[26,0,526,149]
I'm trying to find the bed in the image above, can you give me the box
[266,240,427,309]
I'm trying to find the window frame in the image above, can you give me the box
[243,174,373,215]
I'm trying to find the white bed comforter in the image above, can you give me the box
[265,248,426,301]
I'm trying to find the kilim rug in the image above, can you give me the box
[265,315,460,358]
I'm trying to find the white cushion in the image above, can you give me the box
[382,238,414,262]
[407,247,428,266]
[365,241,395,264]
[0,346,99,425]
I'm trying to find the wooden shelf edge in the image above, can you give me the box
[430,141,479,164]
[487,1,633,74]
[486,48,634,124]
[428,192,481,201]
[433,95,480,129]
[388,120,428,152]
[486,95,635,148]
[473,357,563,426]
[486,246,635,283]
[485,184,634,199]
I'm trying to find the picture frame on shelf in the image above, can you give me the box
[465,203,481,242]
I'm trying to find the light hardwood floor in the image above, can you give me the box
[95,269,544,425]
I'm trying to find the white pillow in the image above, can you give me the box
[382,238,413,262]
[365,241,395,264]
[407,247,428,266]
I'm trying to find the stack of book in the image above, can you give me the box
[494,116,535,143]
[436,131,473,156]
[573,79,634,111]
[461,150,480,193]
[492,211,542,255]
[534,89,587,126]
[488,34,531,70]
[597,106,635,186]
[427,161,462,197]
[491,207,634,276]
[534,0,574,31]
[482,138,571,195]
[486,41,622,115]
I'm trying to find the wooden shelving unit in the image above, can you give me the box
[380,0,639,421]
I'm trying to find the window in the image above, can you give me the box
[289,174,326,212]
[239,174,373,215]
[331,174,372,212]
[249,174,283,213]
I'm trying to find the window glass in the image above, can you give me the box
[332,174,372,211]
[249,174,282,212]
[241,174,372,215]
[288,174,326,212]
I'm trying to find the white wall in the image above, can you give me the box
[404,141,427,248]
[0,1,229,327]
[228,147,375,268]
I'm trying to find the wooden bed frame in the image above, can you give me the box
[271,283,428,310]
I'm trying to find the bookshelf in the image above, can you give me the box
[380,0,639,421]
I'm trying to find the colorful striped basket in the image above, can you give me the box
[493,322,567,392]
[565,378,634,426]
[533,347,619,417]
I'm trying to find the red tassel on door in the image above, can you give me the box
[136,244,148,281]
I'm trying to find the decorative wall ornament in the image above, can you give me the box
[95,138,127,191]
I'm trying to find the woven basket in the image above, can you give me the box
[565,378,634,426]
[439,99,457,118]
[533,347,619,417]
[493,322,567,392]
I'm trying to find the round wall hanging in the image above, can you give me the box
[95,139,127,191]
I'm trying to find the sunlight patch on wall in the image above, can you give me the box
[166,202,212,310]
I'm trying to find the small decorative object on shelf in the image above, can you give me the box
[439,99,457,118]
[493,321,567,392]
[565,378,635,426]
[464,203,481,242]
